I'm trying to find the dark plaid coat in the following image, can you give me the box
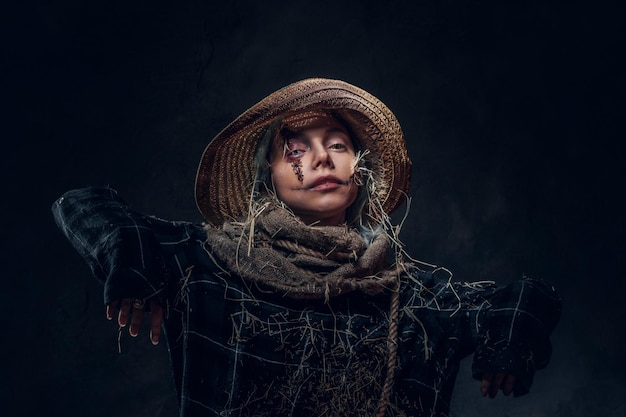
[52,187,561,417]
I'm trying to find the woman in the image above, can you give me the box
[52,78,560,416]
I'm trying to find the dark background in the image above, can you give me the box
[3,1,625,416]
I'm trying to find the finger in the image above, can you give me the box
[480,373,493,397]
[129,303,144,337]
[490,373,506,398]
[150,301,164,345]
[106,300,120,320]
[502,374,515,396]
[118,299,131,327]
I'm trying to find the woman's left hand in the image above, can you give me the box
[480,372,516,398]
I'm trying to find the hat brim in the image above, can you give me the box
[195,78,411,226]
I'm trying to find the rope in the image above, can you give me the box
[375,276,401,417]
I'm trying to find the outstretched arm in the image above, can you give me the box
[472,277,561,397]
[401,268,560,403]
[52,186,170,344]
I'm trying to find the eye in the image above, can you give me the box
[329,143,346,150]
[285,140,308,159]
[325,130,352,151]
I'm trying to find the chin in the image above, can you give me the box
[299,201,357,226]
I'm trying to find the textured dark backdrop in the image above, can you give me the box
[3,1,625,416]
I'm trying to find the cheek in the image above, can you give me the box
[349,182,359,204]
[271,164,296,191]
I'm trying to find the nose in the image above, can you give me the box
[312,143,333,169]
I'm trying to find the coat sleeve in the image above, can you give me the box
[52,186,170,305]
[471,277,562,396]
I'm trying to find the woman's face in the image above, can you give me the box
[269,119,359,226]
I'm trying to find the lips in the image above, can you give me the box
[308,175,348,190]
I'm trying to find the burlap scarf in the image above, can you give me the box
[203,203,399,300]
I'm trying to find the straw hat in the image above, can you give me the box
[195,78,411,226]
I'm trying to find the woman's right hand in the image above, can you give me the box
[106,299,164,345]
